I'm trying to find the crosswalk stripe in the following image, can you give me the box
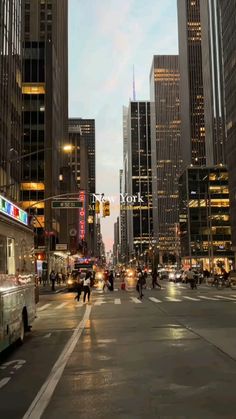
[229,295,236,298]
[198,295,218,301]
[131,297,142,304]
[183,296,200,301]
[55,302,69,309]
[214,295,236,301]
[38,303,52,311]
[165,297,181,302]
[114,298,121,304]
[149,297,162,303]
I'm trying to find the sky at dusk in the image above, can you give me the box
[69,0,178,252]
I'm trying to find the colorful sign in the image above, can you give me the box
[0,194,28,226]
[79,191,86,240]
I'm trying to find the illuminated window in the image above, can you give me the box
[21,182,45,191]
[22,83,45,94]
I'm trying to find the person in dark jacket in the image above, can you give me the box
[109,271,114,291]
[152,268,161,289]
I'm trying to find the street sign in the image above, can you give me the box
[56,243,68,251]
[51,200,83,209]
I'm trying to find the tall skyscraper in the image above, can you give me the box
[68,119,94,255]
[21,0,68,249]
[219,0,236,253]
[200,0,226,165]
[69,118,96,196]
[0,0,22,201]
[150,55,182,260]
[124,101,153,258]
[177,0,206,168]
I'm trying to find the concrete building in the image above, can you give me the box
[0,0,22,201]
[177,0,206,168]
[21,0,68,252]
[150,55,182,261]
[179,165,233,271]
[124,101,153,258]
[219,0,236,256]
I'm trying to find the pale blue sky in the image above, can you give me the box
[69,0,178,251]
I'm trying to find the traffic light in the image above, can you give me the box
[103,200,110,217]
[95,200,100,214]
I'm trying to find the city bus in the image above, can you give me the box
[0,194,36,352]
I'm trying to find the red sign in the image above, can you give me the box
[79,191,85,240]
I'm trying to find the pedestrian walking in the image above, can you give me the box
[152,268,161,289]
[136,268,144,299]
[186,268,197,289]
[75,278,82,302]
[109,270,114,291]
[50,270,56,291]
[83,271,91,303]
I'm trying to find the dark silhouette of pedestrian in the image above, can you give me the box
[152,268,161,289]
[83,271,91,303]
[50,270,56,291]
[109,271,114,291]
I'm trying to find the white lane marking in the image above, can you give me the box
[114,298,121,304]
[23,305,91,419]
[131,297,142,304]
[0,377,11,389]
[94,300,106,306]
[43,333,52,339]
[198,295,218,301]
[229,295,236,298]
[183,296,200,301]
[165,297,182,302]
[55,302,69,309]
[214,295,236,301]
[149,297,162,303]
[38,303,52,312]
[0,360,26,370]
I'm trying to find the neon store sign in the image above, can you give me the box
[0,195,28,226]
[79,191,85,240]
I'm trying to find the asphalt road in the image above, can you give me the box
[1,280,236,418]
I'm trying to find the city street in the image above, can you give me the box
[1,281,236,418]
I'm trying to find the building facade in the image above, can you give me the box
[219,0,236,256]
[0,0,22,201]
[125,101,153,258]
[21,0,68,252]
[150,55,182,261]
[69,118,96,196]
[200,0,226,166]
[177,0,206,168]
[179,166,233,271]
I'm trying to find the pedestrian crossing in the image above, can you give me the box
[37,293,236,311]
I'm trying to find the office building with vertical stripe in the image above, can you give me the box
[200,0,226,165]
[21,0,68,249]
[125,101,153,258]
[177,0,206,168]
[150,55,182,260]
[0,0,22,201]
[219,0,236,253]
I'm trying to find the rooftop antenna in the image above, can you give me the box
[133,65,136,101]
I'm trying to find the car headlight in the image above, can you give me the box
[169,273,175,279]
[67,279,73,285]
